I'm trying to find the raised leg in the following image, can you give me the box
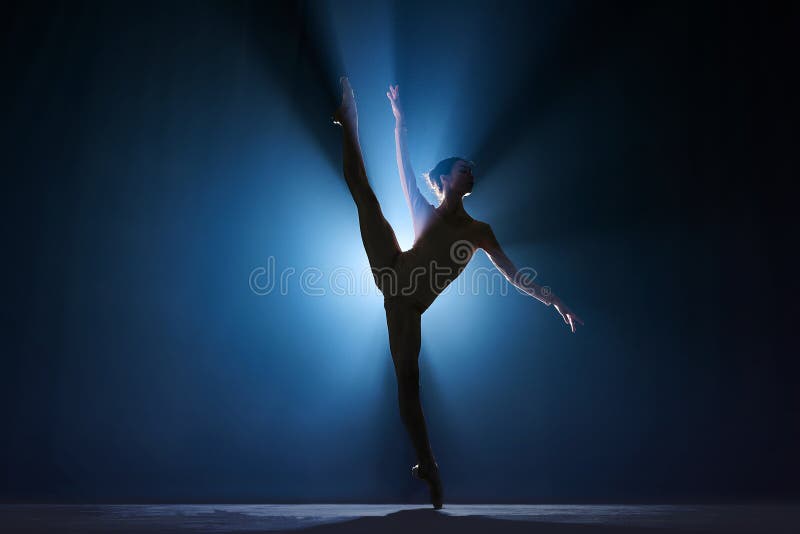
[385,299,443,508]
[334,77,401,285]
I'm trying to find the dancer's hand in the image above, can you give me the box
[551,297,584,333]
[387,84,404,125]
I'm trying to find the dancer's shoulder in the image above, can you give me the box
[468,219,494,249]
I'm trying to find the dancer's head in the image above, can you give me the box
[424,157,475,203]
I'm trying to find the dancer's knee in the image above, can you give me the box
[394,360,420,406]
[393,352,419,380]
[397,385,420,425]
[355,187,379,212]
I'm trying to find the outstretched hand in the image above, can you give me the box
[552,297,584,334]
[386,84,404,124]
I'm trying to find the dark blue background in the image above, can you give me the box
[2,0,797,503]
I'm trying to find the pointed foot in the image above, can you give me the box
[412,462,443,509]
[332,76,357,129]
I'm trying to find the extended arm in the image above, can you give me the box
[478,223,584,333]
[387,85,433,236]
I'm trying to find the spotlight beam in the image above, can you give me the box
[232,0,346,178]
[464,1,650,179]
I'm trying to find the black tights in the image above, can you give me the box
[339,124,435,468]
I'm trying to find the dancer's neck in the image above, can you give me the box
[437,192,466,217]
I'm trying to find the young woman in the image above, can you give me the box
[332,77,582,509]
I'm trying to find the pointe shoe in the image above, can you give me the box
[412,461,443,509]
[332,76,357,129]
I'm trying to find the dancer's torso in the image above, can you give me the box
[389,209,483,313]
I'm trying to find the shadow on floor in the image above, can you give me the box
[281,508,708,534]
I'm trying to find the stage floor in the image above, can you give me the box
[2,504,798,533]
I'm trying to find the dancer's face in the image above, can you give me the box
[442,160,475,197]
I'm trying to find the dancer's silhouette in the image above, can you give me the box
[332,77,582,509]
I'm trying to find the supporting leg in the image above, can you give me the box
[385,300,443,508]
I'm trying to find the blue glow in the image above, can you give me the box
[8,0,790,506]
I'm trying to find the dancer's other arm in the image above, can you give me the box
[477,223,584,333]
[387,84,434,237]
